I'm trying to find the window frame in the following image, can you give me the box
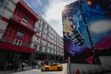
[16,31,24,39]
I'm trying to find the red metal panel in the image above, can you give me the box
[0,16,9,23]
[19,0,37,18]
[12,11,35,32]
[12,1,38,33]
[5,24,32,43]
[10,18,36,34]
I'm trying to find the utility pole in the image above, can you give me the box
[68,56,71,74]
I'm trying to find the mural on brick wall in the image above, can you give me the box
[62,0,111,63]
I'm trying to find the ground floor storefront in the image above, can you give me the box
[0,41,34,71]
[34,52,64,65]
[0,49,32,71]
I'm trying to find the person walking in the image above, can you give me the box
[21,62,25,71]
[13,62,18,72]
[31,61,36,69]
[8,62,13,71]
[38,61,41,68]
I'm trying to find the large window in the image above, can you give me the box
[16,32,24,39]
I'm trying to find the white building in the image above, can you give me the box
[31,14,64,63]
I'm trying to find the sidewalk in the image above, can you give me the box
[0,71,12,74]
[0,66,33,74]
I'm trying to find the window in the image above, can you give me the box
[39,46,42,51]
[42,46,45,52]
[21,15,29,24]
[34,44,38,49]
[0,0,8,9]
[0,0,4,6]
[0,29,4,34]
[49,49,51,53]
[51,64,57,66]
[23,15,29,21]
[36,37,38,40]
[45,48,47,52]
[16,32,24,39]
[13,39,22,46]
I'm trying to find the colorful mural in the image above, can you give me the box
[62,0,111,63]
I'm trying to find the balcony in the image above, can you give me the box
[0,38,34,53]
[18,1,37,18]
[10,17,35,34]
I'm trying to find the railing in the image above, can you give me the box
[0,38,30,48]
[11,16,34,32]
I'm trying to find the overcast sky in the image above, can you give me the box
[24,0,77,36]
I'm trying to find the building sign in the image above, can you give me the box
[62,0,111,63]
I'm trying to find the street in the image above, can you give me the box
[12,64,67,74]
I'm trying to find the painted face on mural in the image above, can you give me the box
[63,17,75,36]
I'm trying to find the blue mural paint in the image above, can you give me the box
[62,0,111,63]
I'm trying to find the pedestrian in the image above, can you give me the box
[8,62,13,71]
[32,61,34,69]
[21,62,25,71]
[31,61,36,69]
[13,62,18,72]
[41,61,44,67]
[34,61,36,69]
[38,61,41,68]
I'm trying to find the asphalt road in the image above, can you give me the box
[12,63,67,74]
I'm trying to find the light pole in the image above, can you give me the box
[68,56,71,74]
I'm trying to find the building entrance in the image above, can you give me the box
[0,50,22,70]
[6,52,21,63]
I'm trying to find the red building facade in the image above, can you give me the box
[0,1,38,70]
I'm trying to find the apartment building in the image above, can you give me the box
[31,14,64,64]
[0,0,37,70]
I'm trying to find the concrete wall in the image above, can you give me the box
[69,56,111,74]
[99,56,111,70]
[69,63,101,74]
[0,20,8,39]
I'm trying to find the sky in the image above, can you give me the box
[24,0,77,37]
